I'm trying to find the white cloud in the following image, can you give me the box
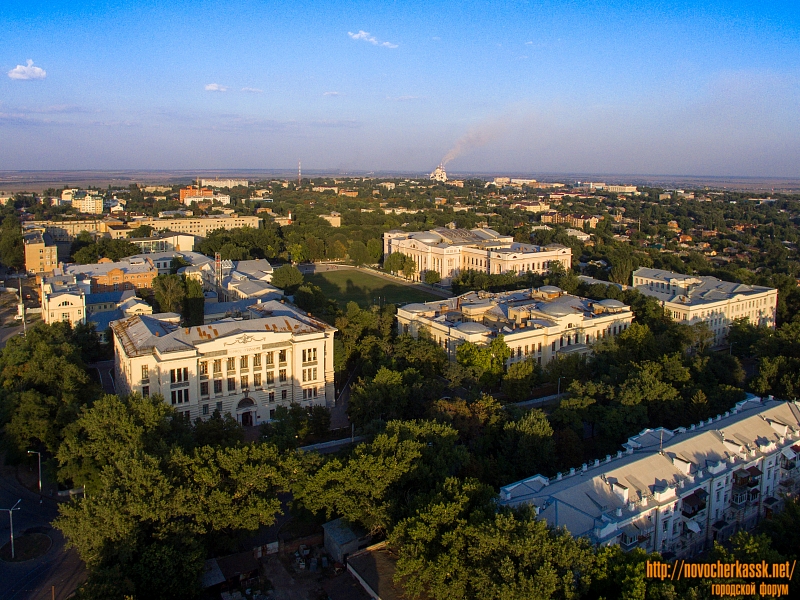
[387,95,423,102]
[241,87,263,93]
[525,41,533,45]
[205,83,227,92]
[8,59,46,80]
[348,30,397,48]
[323,91,342,96]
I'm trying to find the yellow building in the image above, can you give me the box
[397,286,633,365]
[23,229,59,277]
[112,300,337,424]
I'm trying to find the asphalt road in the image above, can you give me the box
[0,474,85,600]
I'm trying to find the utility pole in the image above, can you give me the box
[298,160,302,187]
[1,500,21,560]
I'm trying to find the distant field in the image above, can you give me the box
[305,269,442,308]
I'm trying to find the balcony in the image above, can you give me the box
[681,490,708,519]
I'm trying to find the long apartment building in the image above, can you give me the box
[112,300,336,425]
[384,228,572,284]
[62,256,159,293]
[500,396,800,559]
[122,214,261,237]
[397,286,633,365]
[633,268,778,347]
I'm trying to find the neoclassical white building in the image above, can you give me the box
[633,268,778,347]
[397,286,633,366]
[500,395,800,559]
[383,228,572,284]
[112,300,336,425]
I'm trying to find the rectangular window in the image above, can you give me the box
[312,367,317,380]
[269,391,275,403]
[202,404,209,415]
[265,351,274,365]
[269,409,276,419]
[141,365,149,379]
[170,369,176,383]
[281,389,287,400]
[279,349,287,363]
[216,401,223,413]
[302,369,307,382]
[200,381,209,396]
[199,361,208,375]
[213,359,222,374]
[227,357,236,371]
[266,371,274,384]
[254,373,262,387]
[279,369,287,382]
[241,375,248,389]
[227,377,236,391]
[142,385,149,398]
[214,380,222,394]
[240,355,248,369]
[253,354,261,367]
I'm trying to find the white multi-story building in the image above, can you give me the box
[500,395,800,558]
[183,193,231,206]
[633,268,778,346]
[112,300,336,425]
[200,179,249,188]
[384,228,572,284]
[397,286,633,365]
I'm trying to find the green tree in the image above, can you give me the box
[501,358,542,401]
[271,264,304,293]
[456,336,511,389]
[0,214,24,269]
[384,252,407,274]
[182,277,205,326]
[152,274,185,313]
[348,240,370,266]
[402,255,417,279]
[390,477,595,600]
[367,238,383,263]
[423,270,441,284]
[297,420,467,535]
[127,224,154,238]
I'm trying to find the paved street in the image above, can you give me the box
[0,470,86,600]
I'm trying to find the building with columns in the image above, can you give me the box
[633,268,778,347]
[499,395,800,559]
[396,286,633,366]
[383,228,572,284]
[112,300,336,425]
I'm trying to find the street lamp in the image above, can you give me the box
[28,450,42,500]
[557,376,563,397]
[1,499,21,560]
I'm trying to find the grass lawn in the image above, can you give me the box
[305,270,442,309]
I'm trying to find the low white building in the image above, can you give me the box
[183,193,231,206]
[397,286,633,366]
[200,179,249,188]
[633,268,778,346]
[500,395,800,558]
[112,300,336,425]
[384,227,572,284]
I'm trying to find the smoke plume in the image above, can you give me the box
[441,117,511,166]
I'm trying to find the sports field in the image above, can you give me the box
[305,269,443,308]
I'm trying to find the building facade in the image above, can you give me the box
[384,228,572,283]
[23,229,59,276]
[63,256,158,293]
[633,268,778,347]
[72,193,105,214]
[397,286,633,366]
[112,300,336,425]
[124,215,261,237]
[500,396,800,559]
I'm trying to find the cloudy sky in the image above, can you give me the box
[1,0,799,176]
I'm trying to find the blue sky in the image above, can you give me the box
[1,0,799,176]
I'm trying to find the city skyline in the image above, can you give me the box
[2,1,799,176]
